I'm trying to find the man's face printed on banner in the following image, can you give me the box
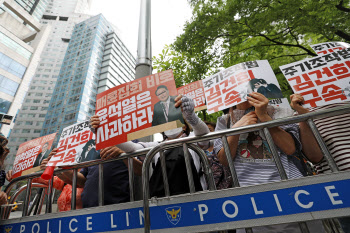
[156,87,169,102]
[42,143,49,153]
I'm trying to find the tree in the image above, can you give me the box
[153,0,349,120]
[158,0,348,91]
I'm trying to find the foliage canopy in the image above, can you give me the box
[153,0,350,120]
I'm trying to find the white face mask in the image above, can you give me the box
[164,127,183,139]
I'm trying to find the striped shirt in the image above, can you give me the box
[309,102,350,173]
[213,107,303,187]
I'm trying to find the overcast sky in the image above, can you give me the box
[89,0,192,59]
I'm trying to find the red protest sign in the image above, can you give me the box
[95,70,184,150]
[280,48,350,108]
[12,133,56,179]
[177,80,206,112]
[47,121,95,167]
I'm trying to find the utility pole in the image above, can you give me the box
[135,0,152,79]
[134,0,152,200]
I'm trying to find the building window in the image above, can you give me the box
[18,138,28,142]
[0,52,26,78]
[0,75,19,96]
[34,129,41,133]
[30,106,38,110]
[22,129,31,133]
[0,98,11,114]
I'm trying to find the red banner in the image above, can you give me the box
[12,133,56,179]
[95,70,183,150]
[177,80,206,111]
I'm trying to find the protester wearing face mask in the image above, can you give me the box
[90,95,210,197]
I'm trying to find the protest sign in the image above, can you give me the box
[310,42,350,55]
[12,133,56,179]
[280,48,350,108]
[47,121,95,167]
[177,80,206,112]
[203,60,289,114]
[95,70,183,150]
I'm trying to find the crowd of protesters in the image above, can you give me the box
[1,92,349,233]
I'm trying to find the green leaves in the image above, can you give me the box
[153,0,350,119]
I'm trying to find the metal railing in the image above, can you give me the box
[1,104,350,233]
[3,146,153,216]
[141,104,350,233]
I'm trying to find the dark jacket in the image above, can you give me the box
[33,151,50,167]
[151,96,184,126]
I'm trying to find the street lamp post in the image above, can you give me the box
[134,0,152,200]
[135,0,152,79]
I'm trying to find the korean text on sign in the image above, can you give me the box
[280,48,350,108]
[95,70,179,150]
[12,133,56,179]
[203,60,286,114]
[310,42,350,55]
[177,80,206,110]
[47,121,93,167]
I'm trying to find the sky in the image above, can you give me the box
[90,0,193,141]
[89,0,193,59]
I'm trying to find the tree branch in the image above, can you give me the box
[336,0,350,12]
[256,32,317,56]
[335,30,350,41]
[269,53,309,61]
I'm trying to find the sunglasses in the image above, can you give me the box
[156,90,168,96]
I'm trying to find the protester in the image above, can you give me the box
[90,95,210,197]
[45,146,128,208]
[204,121,216,156]
[213,92,309,232]
[0,132,9,205]
[5,157,84,211]
[290,93,350,232]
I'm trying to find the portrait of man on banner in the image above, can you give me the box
[152,85,184,127]
[33,142,51,167]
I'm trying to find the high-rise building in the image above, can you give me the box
[4,0,92,171]
[0,0,50,137]
[41,14,135,141]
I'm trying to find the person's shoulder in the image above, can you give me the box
[215,115,229,130]
[309,102,350,112]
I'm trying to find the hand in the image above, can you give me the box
[233,111,258,128]
[90,115,100,129]
[100,146,124,160]
[40,148,57,169]
[247,92,270,122]
[0,191,7,205]
[175,95,199,125]
[40,158,50,170]
[6,170,12,182]
[290,94,309,114]
[174,95,182,108]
